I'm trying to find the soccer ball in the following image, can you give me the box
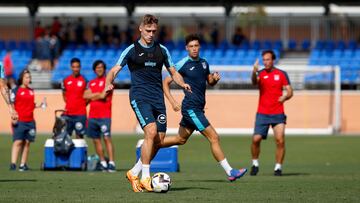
[151,172,171,193]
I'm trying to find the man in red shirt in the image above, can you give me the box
[250,50,293,176]
[0,62,18,121]
[83,60,115,172]
[62,58,87,138]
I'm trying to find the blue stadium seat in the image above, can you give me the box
[336,40,346,50]
[0,40,5,50]
[348,40,358,50]
[273,40,283,51]
[288,39,297,50]
[239,40,250,50]
[213,49,223,58]
[263,40,272,50]
[6,40,17,50]
[315,40,325,50]
[251,40,261,50]
[301,39,311,50]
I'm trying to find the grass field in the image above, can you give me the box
[0,134,359,202]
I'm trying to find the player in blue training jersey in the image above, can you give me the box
[104,14,191,192]
[0,62,18,121]
[161,34,247,182]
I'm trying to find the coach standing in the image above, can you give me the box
[250,50,293,176]
[62,58,87,138]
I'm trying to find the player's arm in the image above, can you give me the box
[83,89,107,101]
[163,76,181,112]
[251,59,260,85]
[167,67,191,93]
[279,85,293,103]
[103,65,122,96]
[207,72,221,86]
[1,80,18,121]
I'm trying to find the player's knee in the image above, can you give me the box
[208,135,220,145]
[177,136,188,145]
[276,139,285,147]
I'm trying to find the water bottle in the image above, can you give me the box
[41,97,47,110]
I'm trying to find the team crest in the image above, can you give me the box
[77,81,83,87]
[75,122,83,130]
[29,91,34,95]
[99,81,104,87]
[29,129,36,136]
[157,114,167,124]
[274,74,280,81]
[202,62,207,69]
[101,125,108,133]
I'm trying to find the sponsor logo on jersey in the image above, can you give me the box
[145,61,156,67]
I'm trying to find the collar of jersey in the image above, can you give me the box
[138,39,154,48]
[187,56,200,62]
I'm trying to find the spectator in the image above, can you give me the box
[2,50,14,79]
[93,18,102,46]
[210,22,219,47]
[232,27,246,46]
[75,17,85,45]
[51,16,62,37]
[34,21,45,39]
[111,25,121,46]
[101,25,110,46]
[50,33,60,69]
[125,20,135,45]
[158,25,167,44]
[35,29,52,71]
[59,22,71,52]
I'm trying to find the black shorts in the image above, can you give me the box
[254,113,286,139]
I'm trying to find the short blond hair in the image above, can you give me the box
[140,14,159,26]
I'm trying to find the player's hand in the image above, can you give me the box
[212,72,221,82]
[172,101,181,112]
[9,107,18,122]
[278,95,287,103]
[183,83,192,93]
[105,84,114,93]
[253,59,259,73]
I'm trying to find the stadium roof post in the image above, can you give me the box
[321,0,331,40]
[26,2,39,41]
[125,2,135,17]
[223,1,233,43]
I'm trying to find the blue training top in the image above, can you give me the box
[116,40,174,105]
[175,56,210,111]
[0,62,4,79]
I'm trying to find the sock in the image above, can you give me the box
[274,163,282,171]
[109,161,115,166]
[100,161,108,168]
[219,158,232,176]
[20,163,25,167]
[252,159,259,167]
[130,159,142,176]
[141,164,150,180]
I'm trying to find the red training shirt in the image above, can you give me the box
[11,87,35,122]
[88,76,112,119]
[62,75,87,116]
[257,67,290,115]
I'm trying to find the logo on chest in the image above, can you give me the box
[202,62,207,69]
[77,81,83,87]
[274,74,280,81]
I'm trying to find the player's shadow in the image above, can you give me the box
[171,187,212,191]
[184,179,227,183]
[281,173,310,176]
[0,179,37,182]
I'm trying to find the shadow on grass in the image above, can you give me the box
[183,179,227,183]
[171,187,212,191]
[281,173,310,176]
[0,179,37,182]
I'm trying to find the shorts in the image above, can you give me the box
[254,113,287,139]
[180,109,210,132]
[12,121,36,142]
[65,115,87,137]
[130,99,167,132]
[87,118,111,139]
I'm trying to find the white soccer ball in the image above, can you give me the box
[151,172,171,193]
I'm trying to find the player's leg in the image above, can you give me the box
[201,125,247,181]
[160,126,194,148]
[87,119,107,170]
[104,136,115,172]
[19,140,30,171]
[272,123,285,176]
[251,113,270,176]
[10,140,23,170]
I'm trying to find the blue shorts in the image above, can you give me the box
[254,113,287,139]
[65,115,87,137]
[180,109,210,132]
[130,99,167,132]
[87,118,111,139]
[12,121,36,142]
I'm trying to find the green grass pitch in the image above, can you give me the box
[0,135,359,202]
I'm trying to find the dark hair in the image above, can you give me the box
[141,14,158,26]
[70,57,81,65]
[92,60,107,71]
[185,34,201,45]
[17,69,31,85]
[261,50,276,60]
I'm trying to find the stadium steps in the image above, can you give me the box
[30,71,52,89]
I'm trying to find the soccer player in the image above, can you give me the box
[62,58,87,138]
[104,14,191,192]
[161,34,247,181]
[0,62,18,121]
[10,69,45,171]
[83,60,116,172]
[250,50,293,176]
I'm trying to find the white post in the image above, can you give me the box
[333,66,341,134]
